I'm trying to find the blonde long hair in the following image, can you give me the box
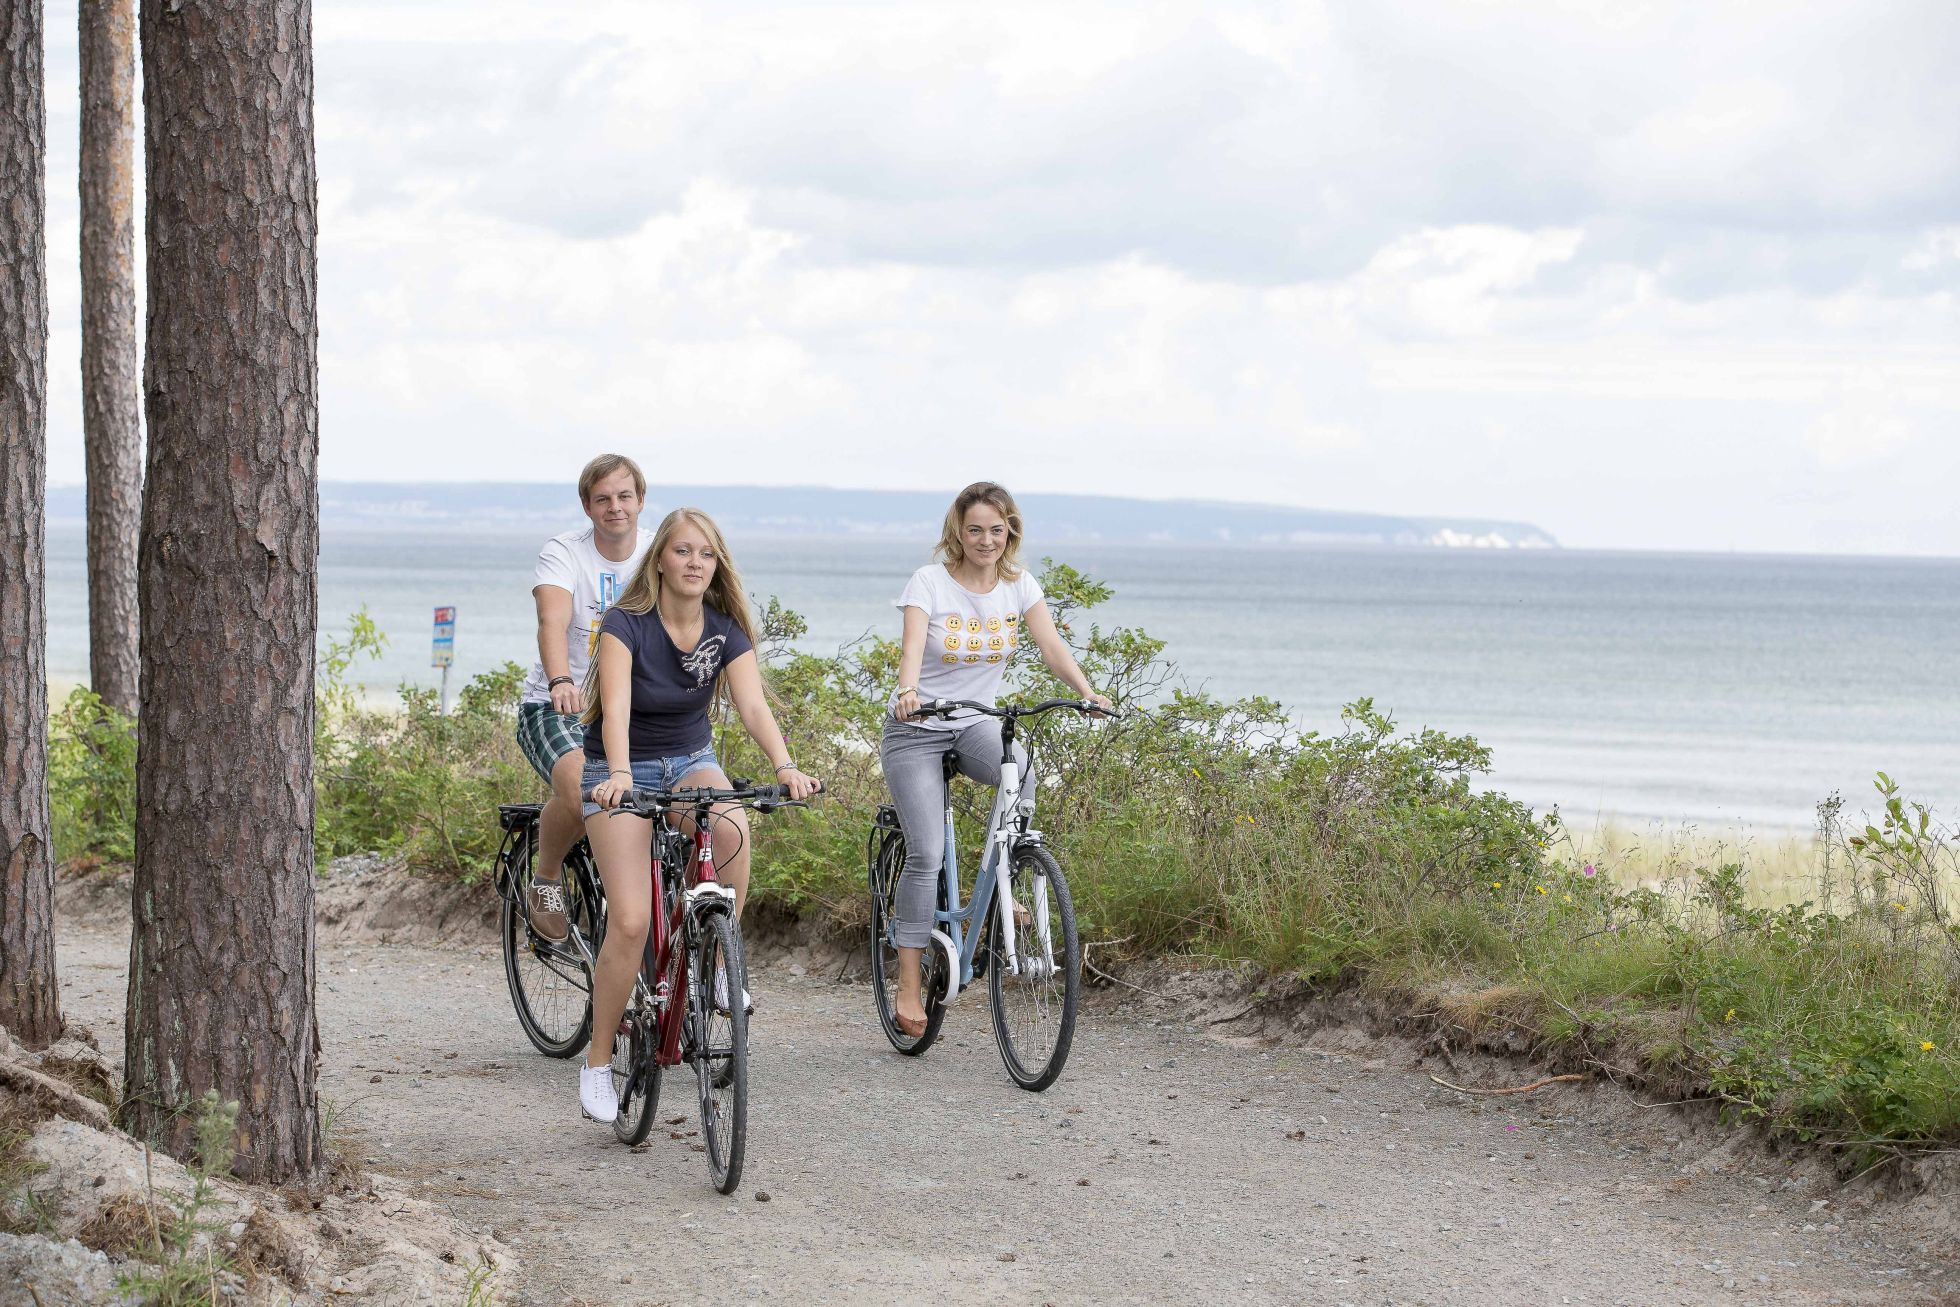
[582,507,759,728]
[934,481,1025,580]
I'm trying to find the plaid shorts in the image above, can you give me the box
[516,701,586,782]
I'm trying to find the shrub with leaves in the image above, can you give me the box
[48,687,137,867]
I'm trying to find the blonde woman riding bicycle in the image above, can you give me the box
[576,507,819,1122]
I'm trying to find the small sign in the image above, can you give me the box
[432,606,456,668]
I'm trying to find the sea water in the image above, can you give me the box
[42,523,1960,830]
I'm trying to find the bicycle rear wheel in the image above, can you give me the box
[987,845,1080,1092]
[501,834,595,1058]
[692,912,748,1194]
[611,1005,661,1145]
[868,828,948,1055]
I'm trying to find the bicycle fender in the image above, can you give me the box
[686,883,736,913]
[930,929,961,1001]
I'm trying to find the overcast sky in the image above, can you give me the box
[38,1,1960,554]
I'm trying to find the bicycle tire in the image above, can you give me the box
[867,828,949,1055]
[611,1002,661,1145]
[500,831,595,1058]
[693,911,748,1194]
[987,845,1080,1092]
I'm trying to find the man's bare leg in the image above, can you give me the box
[538,748,587,877]
[524,749,586,942]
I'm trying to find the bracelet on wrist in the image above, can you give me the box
[548,675,574,689]
[774,761,797,774]
[896,685,919,696]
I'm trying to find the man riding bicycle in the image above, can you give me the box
[513,454,655,942]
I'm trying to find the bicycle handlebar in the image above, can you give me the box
[909,696,1120,722]
[581,779,823,815]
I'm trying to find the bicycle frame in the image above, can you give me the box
[924,725,1059,1000]
[626,802,737,1074]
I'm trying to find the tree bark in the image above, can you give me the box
[78,0,141,717]
[0,0,64,1051]
[125,0,321,1184]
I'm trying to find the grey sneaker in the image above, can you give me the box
[528,876,569,942]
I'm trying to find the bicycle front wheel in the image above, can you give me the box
[987,845,1080,1092]
[500,836,594,1058]
[692,912,748,1194]
[868,828,948,1055]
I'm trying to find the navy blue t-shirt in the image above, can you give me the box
[586,603,753,761]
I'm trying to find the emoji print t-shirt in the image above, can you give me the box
[892,564,1045,730]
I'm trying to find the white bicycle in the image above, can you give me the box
[866,697,1109,1091]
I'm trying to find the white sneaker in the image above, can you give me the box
[579,1064,618,1123]
[713,967,754,1015]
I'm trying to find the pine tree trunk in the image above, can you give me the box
[124,0,321,1183]
[78,0,141,717]
[0,0,64,1051]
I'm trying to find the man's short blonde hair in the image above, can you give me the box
[578,453,646,504]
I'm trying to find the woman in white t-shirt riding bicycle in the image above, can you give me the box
[880,481,1112,1037]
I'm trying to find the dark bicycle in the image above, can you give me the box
[587,779,813,1194]
[866,697,1109,1091]
[494,807,603,1058]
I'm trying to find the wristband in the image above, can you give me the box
[548,675,574,690]
[609,769,631,779]
[774,762,797,774]
[896,685,919,696]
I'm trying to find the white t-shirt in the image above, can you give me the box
[520,524,657,706]
[893,564,1046,730]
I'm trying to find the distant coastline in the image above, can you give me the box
[43,482,1560,551]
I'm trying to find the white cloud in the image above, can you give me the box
[1806,410,1916,469]
[1903,228,1960,272]
[32,0,1960,555]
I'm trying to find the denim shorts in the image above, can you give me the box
[581,746,719,817]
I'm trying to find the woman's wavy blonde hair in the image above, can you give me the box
[934,481,1025,580]
[582,507,758,728]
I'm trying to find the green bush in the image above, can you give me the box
[48,687,137,867]
[314,610,537,881]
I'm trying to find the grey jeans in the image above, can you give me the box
[879,716,1033,949]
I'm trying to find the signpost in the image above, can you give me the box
[432,605,456,715]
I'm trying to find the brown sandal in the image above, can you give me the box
[895,1007,928,1038]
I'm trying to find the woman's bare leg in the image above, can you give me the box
[896,946,925,1028]
[583,810,653,1071]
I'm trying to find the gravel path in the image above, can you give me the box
[53,919,1957,1306]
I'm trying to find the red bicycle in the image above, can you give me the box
[592,779,810,1193]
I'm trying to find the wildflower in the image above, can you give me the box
[1923,1041,1937,1052]
[1894,902,1908,912]
[1724,1008,1735,1023]
[1491,881,1502,890]
[1562,894,1574,904]
[1582,863,1596,877]
[1192,768,1201,779]
[1534,885,1549,896]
